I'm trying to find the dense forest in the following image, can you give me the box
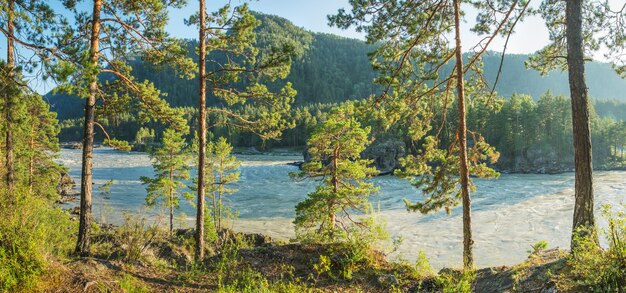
[2,0,626,292]
[49,13,626,172]
[46,13,626,121]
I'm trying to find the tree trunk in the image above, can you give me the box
[169,163,174,236]
[29,123,35,193]
[566,0,596,248]
[453,0,474,270]
[330,147,339,230]
[195,0,207,261]
[5,0,15,194]
[76,0,102,256]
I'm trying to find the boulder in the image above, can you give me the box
[57,172,78,202]
[361,138,405,175]
[302,137,406,175]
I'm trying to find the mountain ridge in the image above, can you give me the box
[46,12,626,120]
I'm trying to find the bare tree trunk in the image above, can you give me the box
[195,0,207,261]
[212,187,217,231]
[566,0,596,248]
[330,147,339,230]
[169,164,174,236]
[5,0,15,194]
[76,0,102,256]
[29,123,35,193]
[453,0,474,270]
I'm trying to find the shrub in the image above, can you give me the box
[529,240,548,255]
[435,270,475,293]
[561,204,626,291]
[116,213,164,261]
[0,195,75,291]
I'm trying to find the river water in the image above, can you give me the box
[59,148,626,269]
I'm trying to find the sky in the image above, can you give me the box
[3,0,623,94]
[166,0,552,55]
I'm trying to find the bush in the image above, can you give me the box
[116,213,164,261]
[435,270,475,293]
[0,195,75,291]
[560,204,626,291]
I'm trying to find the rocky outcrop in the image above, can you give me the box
[496,143,574,174]
[57,172,78,203]
[301,137,406,175]
[361,138,406,175]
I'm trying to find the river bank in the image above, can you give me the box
[41,221,574,292]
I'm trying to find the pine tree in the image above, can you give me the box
[192,1,300,260]
[141,128,192,236]
[528,0,626,248]
[56,0,194,255]
[0,62,62,201]
[0,0,61,195]
[208,137,240,232]
[292,105,379,243]
[17,94,62,199]
[331,0,527,269]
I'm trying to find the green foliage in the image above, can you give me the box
[292,105,381,243]
[188,4,299,142]
[104,138,132,152]
[0,196,75,291]
[206,235,310,292]
[435,270,475,293]
[115,213,164,261]
[53,0,193,140]
[530,240,549,255]
[528,1,626,77]
[118,273,149,293]
[559,204,626,291]
[414,251,434,278]
[98,180,114,198]
[191,136,241,232]
[134,127,155,146]
[141,128,192,233]
[0,63,63,199]
[208,137,241,231]
[324,240,378,280]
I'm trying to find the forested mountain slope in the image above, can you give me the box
[45,12,626,120]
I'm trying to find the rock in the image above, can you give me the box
[158,244,193,267]
[57,171,78,203]
[302,148,313,163]
[302,137,406,175]
[131,143,147,152]
[287,161,304,168]
[60,142,82,149]
[361,138,405,175]
[243,233,272,247]
[175,228,195,239]
[376,274,399,287]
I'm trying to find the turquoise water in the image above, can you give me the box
[58,148,626,269]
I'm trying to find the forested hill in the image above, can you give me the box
[45,13,626,120]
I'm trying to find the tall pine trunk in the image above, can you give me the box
[76,0,102,255]
[29,123,35,193]
[195,0,207,261]
[169,164,174,236]
[5,0,15,194]
[453,0,473,270]
[566,0,596,247]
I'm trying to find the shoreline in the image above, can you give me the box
[59,142,626,175]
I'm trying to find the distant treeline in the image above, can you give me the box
[58,93,626,171]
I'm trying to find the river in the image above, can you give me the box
[58,148,626,269]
